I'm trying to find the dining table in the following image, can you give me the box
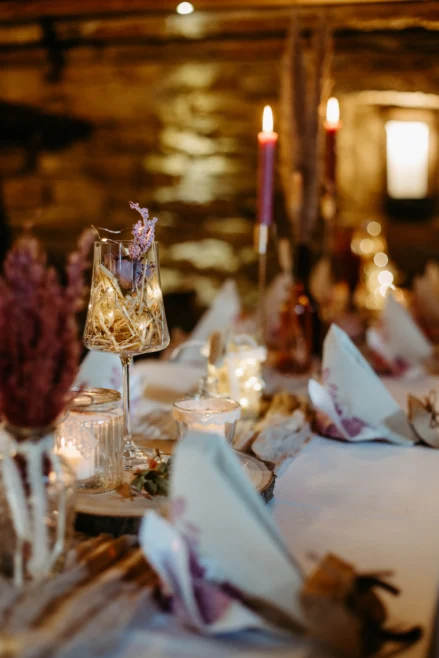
[73,366,439,658]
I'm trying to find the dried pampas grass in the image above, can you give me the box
[279,11,333,246]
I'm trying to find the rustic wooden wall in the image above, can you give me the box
[0,2,438,302]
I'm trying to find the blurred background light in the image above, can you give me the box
[385,121,429,199]
[176,2,195,15]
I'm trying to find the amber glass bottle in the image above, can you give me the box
[268,244,320,373]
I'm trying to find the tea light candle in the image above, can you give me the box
[57,437,95,481]
[173,397,241,444]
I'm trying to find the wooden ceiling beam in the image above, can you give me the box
[0,28,436,69]
[0,2,437,49]
[0,0,431,24]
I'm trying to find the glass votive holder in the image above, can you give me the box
[55,388,124,493]
[207,342,266,418]
[173,397,241,444]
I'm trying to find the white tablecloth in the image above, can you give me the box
[101,369,439,658]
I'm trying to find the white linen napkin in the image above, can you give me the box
[140,431,305,634]
[174,280,241,365]
[190,280,241,343]
[75,350,142,417]
[309,324,416,445]
[369,292,433,368]
[76,350,123,390]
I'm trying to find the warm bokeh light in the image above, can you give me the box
[374,252,388,267]
[176,2,194,15]
[262,105,274,133]
[385,120,429,199]
[325,97,340,127]
[378,270,394,286]
[359,238,374,255]
[367,221,381,236]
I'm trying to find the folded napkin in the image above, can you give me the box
[366,293,432,373]
[140,431,422,655]
[175,280,241,365]
[141,431,305,634]
[76,350,142,418]
[309,324,416,445]
[190,280,241,343]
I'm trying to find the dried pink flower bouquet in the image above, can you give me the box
[0,230,94,431]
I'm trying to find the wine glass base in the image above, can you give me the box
[123,440,153,470]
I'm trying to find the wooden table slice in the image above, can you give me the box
[75,451,275,536]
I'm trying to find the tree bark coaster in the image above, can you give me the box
[74,451,275,537]
[301,553,423,657]
[75,513,143,537]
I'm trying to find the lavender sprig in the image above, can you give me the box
[128,201,158,260]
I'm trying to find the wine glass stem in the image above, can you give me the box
[120,354,132,440]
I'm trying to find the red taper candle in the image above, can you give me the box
[324,97,340,189]
[257,105,278,226]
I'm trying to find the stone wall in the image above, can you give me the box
[0,54,284,305]
[1,18,439,303]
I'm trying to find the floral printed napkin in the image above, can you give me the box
[309,324,416,445]
[140,431,305,634]
[366,293,432,375]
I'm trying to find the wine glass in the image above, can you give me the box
[83,240,170,467]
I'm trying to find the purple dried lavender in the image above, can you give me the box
[128,201,157,259]
[0,230,94,432]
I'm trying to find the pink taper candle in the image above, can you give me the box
[257,105,278,226]
[324,97,340,189]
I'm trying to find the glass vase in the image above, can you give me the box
[0,425,76,586]
[83,240,170,468]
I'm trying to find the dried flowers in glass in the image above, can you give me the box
[0,229,94,585]
[83,202,170,467]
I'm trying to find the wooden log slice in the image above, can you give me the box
[75,452,275,536]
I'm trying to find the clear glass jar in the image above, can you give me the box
[173,397,241,444]
[55,388,124,493]
[0,426,76,585]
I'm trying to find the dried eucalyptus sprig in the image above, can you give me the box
[0,230,94,430]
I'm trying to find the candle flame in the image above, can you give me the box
[262,105,273,133]
[326,97,340,126]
